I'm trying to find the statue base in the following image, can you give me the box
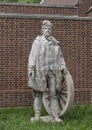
[30,116,63,123]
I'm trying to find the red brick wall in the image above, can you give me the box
[0,14,92,107]
[0,3,78,16]
[88,13,92,17]
[1,1,92,17]
[78,0,92,16]
[86,4,92,17]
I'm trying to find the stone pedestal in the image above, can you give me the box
[30,116,63,123]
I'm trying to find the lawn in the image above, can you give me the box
[0,104,92,130]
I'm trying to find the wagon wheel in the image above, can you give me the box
[42,70,74,116]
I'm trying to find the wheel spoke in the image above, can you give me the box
[61,95,67,102]
[58,94,67,107]
[58,89,67,96]
[61,85,67,91]
[59,98,65,108]
[61,90,67,95]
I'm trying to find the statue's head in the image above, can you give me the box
[42,20,53,28]
[41,20,53,37]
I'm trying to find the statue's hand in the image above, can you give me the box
[28,66,35,77]
[62,67,68,75]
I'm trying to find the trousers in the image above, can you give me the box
[34,69,63,118]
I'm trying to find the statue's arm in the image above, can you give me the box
[28,40,37,77]
[59,46,68,74]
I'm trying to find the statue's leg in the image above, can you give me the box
[47,70,62,122]
[55,71,63,91]
[34,91,43,120]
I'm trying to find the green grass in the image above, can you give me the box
[0,105,92,130]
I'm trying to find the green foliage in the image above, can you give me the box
[0,0,41,3]
[18,0,41,3]
[0,0,18,2]
[0,105,92,130]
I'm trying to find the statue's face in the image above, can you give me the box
[42,26,52,37]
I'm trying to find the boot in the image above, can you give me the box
[35,113,40,121]
[54,117,63,123]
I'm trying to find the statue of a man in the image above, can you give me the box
[28,20,68,122]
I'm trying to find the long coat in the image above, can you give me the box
[28,35,66,71]
[28,35,66,91]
